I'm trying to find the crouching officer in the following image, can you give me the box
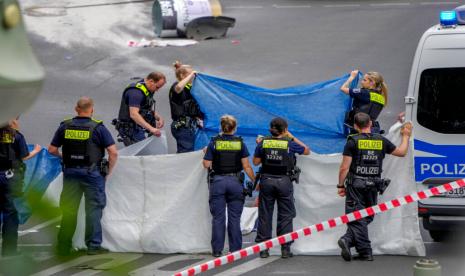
[203,115,255,257]
[48,97,118,256]
[337,112,412,262]
[253,117,310,258]
[114,72,166,146]
[0,119,40,257]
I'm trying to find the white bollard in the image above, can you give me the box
[413,259,441,276]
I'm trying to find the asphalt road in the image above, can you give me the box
[2,0,465,275]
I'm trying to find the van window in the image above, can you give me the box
[417,68,465,134]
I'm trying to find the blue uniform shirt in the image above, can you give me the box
[204,134,250,161]
[13,131,29,161]
[349,88,371,109]
[126,82,149,109]
[254,138,305,158]
[50,117,115,148]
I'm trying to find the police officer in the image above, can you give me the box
[340,70,388,134]
[0,118,41,257]
[337,112,412,261]
[115,72,166,146]
[253,117,310,258]
[8,117,42,198]
[203,115,255,257]
[48,97,118,256]
[170,61,204,153]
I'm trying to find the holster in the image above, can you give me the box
[100,158,109,177]
[289,166,301,184]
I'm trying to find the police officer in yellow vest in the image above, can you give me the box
[340,70,388,134]
[0,119,41,257]
[253,117,310,258]
[337,112,412,262]
[115,72,166,146]
[48,97,118,256]
[203,115,255,257]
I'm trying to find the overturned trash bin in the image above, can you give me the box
[152,0,235,40]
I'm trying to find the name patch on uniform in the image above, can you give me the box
[0,133,14,143]
[358,139,383,150]
[369,92,385,105]
[263,140,288,149]
[65,129,90,140]
[216,141,241,151]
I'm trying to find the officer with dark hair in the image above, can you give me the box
[337,112,412,262]
[115,71,166,146]
[253,117,310,258]
[0,119,40,257]
[203,115,255,257]
[48,97,118,256]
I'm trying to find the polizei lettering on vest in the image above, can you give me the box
[420,163,465,176]
[64,130,90,140]
[358,139,383,150]
[356,166,379,175]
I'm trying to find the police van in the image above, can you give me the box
[405,6,465,242]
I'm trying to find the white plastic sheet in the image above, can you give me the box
[46,123,424,255]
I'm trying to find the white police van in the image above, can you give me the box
[405,6,465,242]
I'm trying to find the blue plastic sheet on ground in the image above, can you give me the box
[192,73,358,154]
[14,146,62,224]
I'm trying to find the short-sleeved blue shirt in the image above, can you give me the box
[126,81,150,109]
[203,134,250,161]
[254,138,305,159]
[13,131,30,160]
[50,117,115,148]
[349,88,371,109]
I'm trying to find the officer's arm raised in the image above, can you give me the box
[391,123,412,157]
[106,144,118,176]
[340,70,359,95]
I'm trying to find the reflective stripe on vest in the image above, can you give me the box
[357,139,383,150]
[216,140,242,151]
[262,140,289,149]
[369,92,385,106]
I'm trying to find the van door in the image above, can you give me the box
[411,34,465,204]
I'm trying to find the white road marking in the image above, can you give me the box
[324,4,361,8]
[272,4,312,8]
[129,255,208,276]
[370,3,411,7]
[420,2,459,5]
[19,217,61,237]
[214,257,279,276]
[31,253,142,276]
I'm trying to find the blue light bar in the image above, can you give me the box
[440,11,457,26]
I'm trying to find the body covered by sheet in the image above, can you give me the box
[61,122,424,255]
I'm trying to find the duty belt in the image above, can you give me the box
[173,116,195,130]
[217,172,241,176]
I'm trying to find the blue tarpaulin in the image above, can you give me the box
[192,73,358,154]
[15,146,62,224]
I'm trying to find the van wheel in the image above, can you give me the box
[429,230,448,242]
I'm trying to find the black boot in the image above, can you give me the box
[281,246,293,259]
[337,238,352,262]
[260,249,270,258]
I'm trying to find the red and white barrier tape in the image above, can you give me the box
[174,178,465,276]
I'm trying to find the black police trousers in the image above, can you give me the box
[341,182,378,255]
[255,175,296,248]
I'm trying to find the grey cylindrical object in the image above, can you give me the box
[413,259,441,276]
